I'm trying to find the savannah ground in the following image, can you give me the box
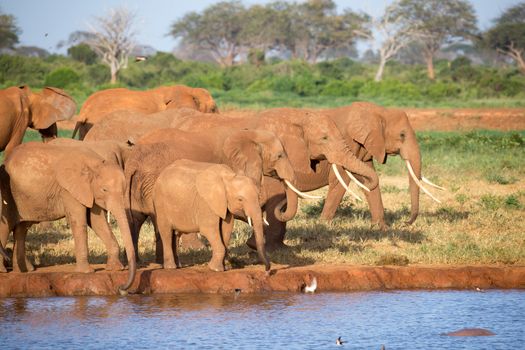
[2,107,522,274]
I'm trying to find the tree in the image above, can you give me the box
[393,0,478,79]
[295,0,370,63]
[372,1,416,81]
[67,43,98,64]
[484,3,525,75]
[170,1,246,67]
[0,9,20,50]
[85,7,137,83]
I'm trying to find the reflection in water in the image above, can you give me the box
[0,291,524,349]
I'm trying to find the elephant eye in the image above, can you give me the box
[322,136,329,141]
[400,131,406,141]
[102,188,108,193]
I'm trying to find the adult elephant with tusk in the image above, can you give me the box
[72,85,218,140]
[171,108,379,250]
[126,126,298,264]
[318,102,444,228]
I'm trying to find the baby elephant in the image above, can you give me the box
[153,159,270,272]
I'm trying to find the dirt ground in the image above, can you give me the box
[58,107,525,132]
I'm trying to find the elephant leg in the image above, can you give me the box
[320,169,347,221]
[63,195,93,273]
[173,232,181,268]
[220,214,234,247]
[363,184,386,230]
[89,205,124,271]
[12,222,32,273]
[0,222,10,273]
[356,162,386,229]
[130,211,147,261]
[200,223,226,272]
[156,218,176,269]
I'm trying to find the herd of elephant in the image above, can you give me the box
[0,84,443,293]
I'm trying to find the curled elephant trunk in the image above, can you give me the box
[330,143,379,192]
[273,183,299,222]
[110,204,136,293]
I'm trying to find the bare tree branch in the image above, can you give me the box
[85,7,137,83]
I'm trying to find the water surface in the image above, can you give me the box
[1,290,523,349]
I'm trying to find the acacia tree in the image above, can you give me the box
[373,1,416,81]
[170,1,246,67]
[86,7,137,84]
[484,3,525,75]
[0,9,20,50]
[393,0,478,79]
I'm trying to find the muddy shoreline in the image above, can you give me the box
[1,264,524,298]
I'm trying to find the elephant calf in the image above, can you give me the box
[153,160,270,272]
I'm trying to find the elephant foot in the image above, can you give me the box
[371,221,388,231]
[105,260,125,271]
[163,261,178,269]
[208,260,225,272]
[75,264,95,273]
[25,259,35,272]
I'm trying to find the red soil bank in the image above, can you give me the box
[1,264,524,297]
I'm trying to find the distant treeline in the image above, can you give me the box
[1,52,524,108]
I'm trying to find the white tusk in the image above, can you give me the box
[263,214,269,226]
[344,170,371,192]
[2,200,7,205]
[284,179,322,200]
[406,160,442,204]
[422,176,446,191]
[107,210,111,224]
[332,164,362,202]
[247,216,252,227]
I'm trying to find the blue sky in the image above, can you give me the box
[2,0,522,54]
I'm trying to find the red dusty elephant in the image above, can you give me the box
[0,85,76,157]
[72,85,218,140]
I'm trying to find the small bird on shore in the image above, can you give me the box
[303,275,317,293]
[336,337,345,346]
[234,288,242,299]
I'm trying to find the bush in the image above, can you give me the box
[86,64,109,86]
[44,67,80,88]
[425,81,462,99]
[321,79,364,97]
[360,79,421,100]
[67,44,98,65]
[0,54,49,86]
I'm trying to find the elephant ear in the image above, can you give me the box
[278,123,312,174]
[55,155,95,208]
[31,87,77,130]
[223,132,263,188]
[196,165,230,219]
[348,108,386,164]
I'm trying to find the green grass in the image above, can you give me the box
[214,90,525,110]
